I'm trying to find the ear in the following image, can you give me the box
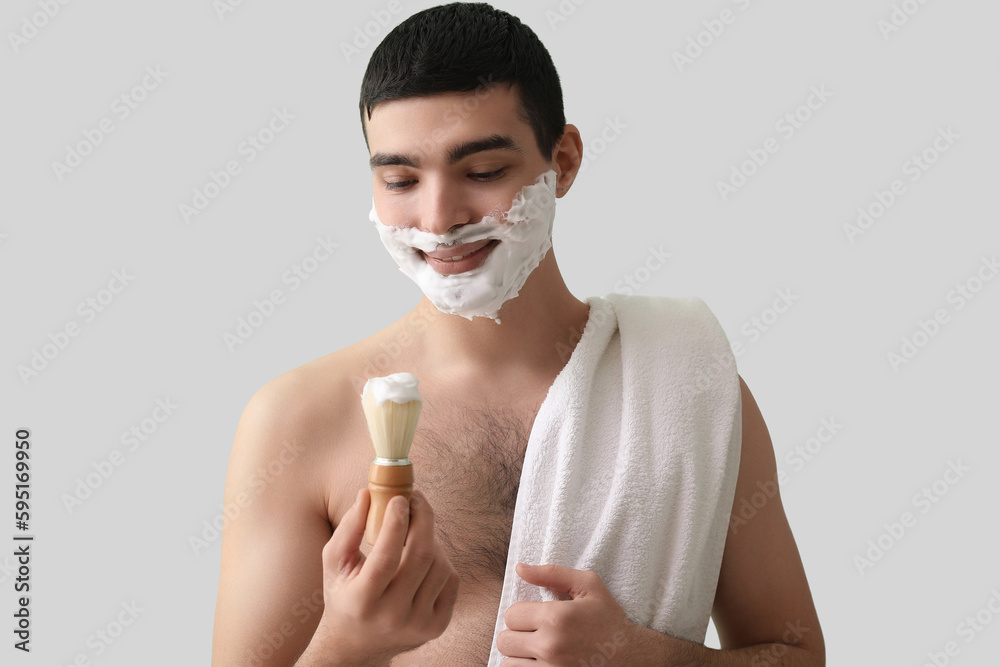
[551,123,583,198]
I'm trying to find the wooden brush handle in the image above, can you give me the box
[365,462,414,545]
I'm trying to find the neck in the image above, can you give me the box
[404,250,591,379]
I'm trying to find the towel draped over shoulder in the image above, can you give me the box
[488,294,743,664]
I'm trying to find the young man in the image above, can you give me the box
[212,3,824,665]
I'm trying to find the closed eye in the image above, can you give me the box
[384,167,507,191]
[384,179,415,191]
[470,167,506,181]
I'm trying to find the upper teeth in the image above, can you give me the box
[439,250,476,261]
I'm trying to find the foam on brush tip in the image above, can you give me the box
[361,376,422,460]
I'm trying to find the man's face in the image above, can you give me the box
[365,84,557,278]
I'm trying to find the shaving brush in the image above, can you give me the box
[361,372,423,545]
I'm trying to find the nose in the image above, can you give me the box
[416,176,476,237]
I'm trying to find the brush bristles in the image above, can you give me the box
[361,391,422,460]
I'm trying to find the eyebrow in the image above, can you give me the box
[369,134,522,170]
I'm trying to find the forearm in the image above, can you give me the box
[291,628,393,667]
[293,646,392,667]
[627,624,823,666]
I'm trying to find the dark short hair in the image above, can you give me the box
[360,2,565,160]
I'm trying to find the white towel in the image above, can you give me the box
[487,294,742,664]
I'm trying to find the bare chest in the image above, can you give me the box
[327,375,551,663]
[392,402,537,665]
[409,403,533,586]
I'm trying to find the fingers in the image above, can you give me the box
[323,488,370,575]
[432,564,460,630]
[319,487,460,648]
[332,488,459,639]
[495,628,534,661]
[403,489,432,549]
[385,490,438,601]
[516,562,595,599]
[503,600,547,632]
[408,557,459,640]
[360,493,410,595]
[411,550,457,615]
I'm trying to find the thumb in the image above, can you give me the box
[515,562,594,598]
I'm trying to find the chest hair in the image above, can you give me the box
[408,402,532,586]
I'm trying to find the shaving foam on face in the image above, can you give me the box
[370,169,558,323]
[363,372,422,406]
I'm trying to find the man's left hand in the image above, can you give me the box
[497,562,647,665]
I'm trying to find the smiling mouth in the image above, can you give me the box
[421,239,499,275]
[437,249,480,262]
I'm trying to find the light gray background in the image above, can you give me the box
[3,0,998,664]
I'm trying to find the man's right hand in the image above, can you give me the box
[297,487,460,666]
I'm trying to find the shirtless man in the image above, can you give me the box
[211,4,824,665]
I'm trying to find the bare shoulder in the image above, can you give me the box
[239,350,356,441]
[229,314,426,517]
[711,374,825,659]
[212,342,383,666]
[229,344,376,509]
